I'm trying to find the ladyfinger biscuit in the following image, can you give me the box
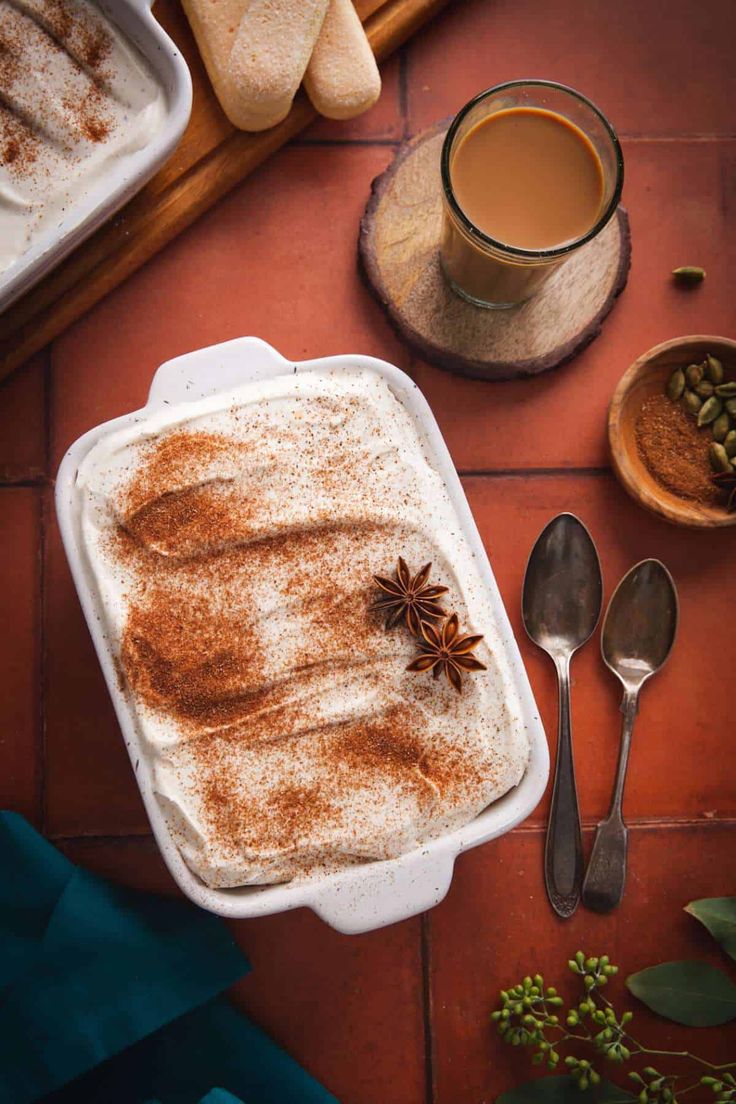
[180,0,248,116]
[182,0,329,131]
[303,0,381,121]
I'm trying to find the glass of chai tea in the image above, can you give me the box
[440,80,624,308]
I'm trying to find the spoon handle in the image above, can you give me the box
[582,689,638,912]
[544,655,583,918]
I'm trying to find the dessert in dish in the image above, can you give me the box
[0,0,166,278]
[181,0,380,131]
[75,368,529,889]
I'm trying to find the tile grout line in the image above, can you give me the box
[38,344,52,833]
[398,45,409,141]
[458,466,612,479]
[291,137,401,148]
[36,490,47,832]
[719,150,731,220]
[0,466,614,488]
[420,911,436,1104]
[0,477,50,488]
[47,817,736,846]
[52,832,155,845]
[515,816,736,833]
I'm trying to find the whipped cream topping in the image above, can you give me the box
[76,368,530,888]
[0,0,166,278]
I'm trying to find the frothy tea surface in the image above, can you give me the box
[450,106,605,251]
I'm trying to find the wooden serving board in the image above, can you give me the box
[0,0,450,382]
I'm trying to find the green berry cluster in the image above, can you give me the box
[566,953,635,1067]
[702,1072,736,1102]
[491,951,735,1102]
[629,1066,677,1103]
[564,1056,600,1091]
[567,950,619,983]
[490,974,564,1070]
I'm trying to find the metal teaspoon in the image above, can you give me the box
[582,559,678,913]
[522,514,603,918]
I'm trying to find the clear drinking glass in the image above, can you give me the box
[439,80,624,309]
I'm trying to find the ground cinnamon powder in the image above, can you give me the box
[636,392,720,506]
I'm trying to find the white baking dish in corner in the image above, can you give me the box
[56,337,549,934]
[0,0,192,314]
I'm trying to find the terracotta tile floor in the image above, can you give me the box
[3,2,736,1102]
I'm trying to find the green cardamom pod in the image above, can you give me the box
[683,390,703,415]
[698,396,723,426]
[710,442,732,472]
[712,412,731,442]
[724,430,736,458]
[666,368,686,401]
[715,382,736,397]
[685,363,704,387]
[672,266,705,283]
[726,399,736,417]
[695,380,715,398]
[705,354,724,384]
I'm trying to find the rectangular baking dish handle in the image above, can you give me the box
[147,336,293,407]
[308,850,456,935]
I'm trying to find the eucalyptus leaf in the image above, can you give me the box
[497,1076,635,1103]
[686,897,736,962]
[627,960,736,1026]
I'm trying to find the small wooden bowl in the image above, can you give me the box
[609,335,736,529]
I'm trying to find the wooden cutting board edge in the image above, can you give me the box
[0,0,450,382]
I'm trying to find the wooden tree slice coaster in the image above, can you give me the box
[359,121,631,380]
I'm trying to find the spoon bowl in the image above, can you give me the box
[602,559,679,689]
[523,513,603,658]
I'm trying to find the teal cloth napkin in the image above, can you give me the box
[0,812,338,1104]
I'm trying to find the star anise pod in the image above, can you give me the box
[711,470,736,512]
[406,613,486,693]
[372,557,448,636]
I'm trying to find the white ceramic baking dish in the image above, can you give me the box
[0,0,192,314]
[56,337,549,933]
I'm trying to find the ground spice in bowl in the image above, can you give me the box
[636,392,721,507]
